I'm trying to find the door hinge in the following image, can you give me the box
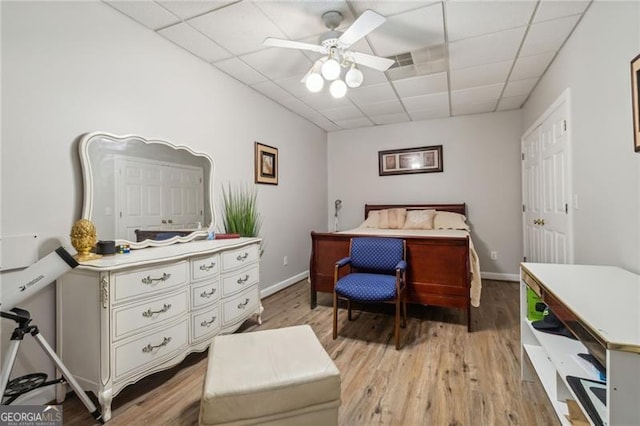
[563,120,567,131]
[119,211,122,218]
[522,204,525,212]
[521,153,525,160]
[523,256,527,262]
[565,203,568,214]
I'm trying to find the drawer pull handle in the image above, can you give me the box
[200,288,217,298]
[237,298,250,309]
[141,273,171,285]
[199,262,216,271]
[142,303,172,318]
[237,274,250,285]
[236,252,249,261]
[142,336,172,353]
[200,316,217,327]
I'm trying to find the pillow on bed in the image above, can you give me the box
[402,209,436,229]
[433,211,470,231]
[377,208,406,229]
[361,211,380,228]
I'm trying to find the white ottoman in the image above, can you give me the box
[199,325,341,426]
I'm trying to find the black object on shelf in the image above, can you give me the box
[566,375,606,426]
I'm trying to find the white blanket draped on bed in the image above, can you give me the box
[337,228,482,307]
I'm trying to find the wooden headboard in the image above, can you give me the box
[364,203,466,219]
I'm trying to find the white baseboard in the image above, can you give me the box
[481,271,519,282]
[260,270,309,299]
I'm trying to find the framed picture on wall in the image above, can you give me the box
[254,142,278,185]
[631,53,640,152]
[378,145,443,176]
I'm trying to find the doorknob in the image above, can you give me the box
[533,219,539,225]
[161,219,167,224]
[539,219,545,226]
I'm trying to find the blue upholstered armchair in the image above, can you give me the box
[332,237,408,350]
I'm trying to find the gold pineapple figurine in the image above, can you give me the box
[70,219,102,261]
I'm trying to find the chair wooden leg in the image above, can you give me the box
[395,297,401,350]
[347,300,352,321]
[332,292,338,340]
[401,293,407,328]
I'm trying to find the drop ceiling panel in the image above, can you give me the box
[240,48,311,81]
[510,52,555,81]
[301,91,353,110]
[451,83,503,105]
[450,61,512,91]
[351,1,433,17]
[452,100,498,116]
[446,0,536,42]
[366,3,444,57]
[503,78,538,98]
[497,94,528,111]
[357,99,405,116]
[274,74,316,99]
[333,117,374,129]
[346,82,397,104]
[189,2,286,55]
[321,104,366,121]
[158,23,231,63]
[392,72,448,98]
[106,1,179,30]
[254,1,354,40]
[370,112,411,125]
[408,107,450,121]
[213,57,267,85]
[280,98,324,119]
[158,1,237,20]
[519,14,581,57]
[449,26,527,70]
[401,92,449,113]
[533,0,590,23]
[358,66,391,87]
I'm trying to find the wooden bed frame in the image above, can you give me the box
[309,203,472,331]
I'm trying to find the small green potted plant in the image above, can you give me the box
[220,182,262,239]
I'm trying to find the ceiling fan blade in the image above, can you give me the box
[263,37,327,54]
[348,51,395,72]
[338,10,386,48]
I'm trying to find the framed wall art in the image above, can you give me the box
[254,142,278,185]
[631,53,640,152]
[378,145,443,176]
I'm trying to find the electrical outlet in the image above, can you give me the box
[283,256,288,266]
[490,251,498,260]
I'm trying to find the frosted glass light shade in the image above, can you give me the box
[329,79,347,98]
[305,73,324,93]
[321,58,341,81]
[345,67,363,88]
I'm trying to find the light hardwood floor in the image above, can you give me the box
[60,279,557,425]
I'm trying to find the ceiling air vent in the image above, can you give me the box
[386,45,447,81]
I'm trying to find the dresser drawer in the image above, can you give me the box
[191,304,221,342]
[221,265,259,296]
[191,279,220,309]
[221,244,259,272]
[191,254,220,282]
[113,289,188,341]
[222,287,259,326]
[113,261,188,303]
[114,318,188,380]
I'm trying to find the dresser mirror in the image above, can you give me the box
[79,132,215,249]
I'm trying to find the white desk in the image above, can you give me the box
[520,263,640,425]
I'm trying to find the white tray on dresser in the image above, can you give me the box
[56,237,262,421]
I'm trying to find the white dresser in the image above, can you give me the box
[56,238,262,421]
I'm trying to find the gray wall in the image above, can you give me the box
[327,110,523,277]
[1,0,327,398]
[523,1,640,273]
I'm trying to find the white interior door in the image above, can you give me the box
[522,92,573,264]
[116,158,204,240]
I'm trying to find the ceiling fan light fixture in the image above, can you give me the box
[305,72,324,93]
[330,79,347,98]
[345,65,363,88]
[321,58,341,81]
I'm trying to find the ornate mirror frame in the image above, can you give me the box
[79,131,215,249]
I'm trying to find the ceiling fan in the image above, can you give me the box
[263,10,394,98]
